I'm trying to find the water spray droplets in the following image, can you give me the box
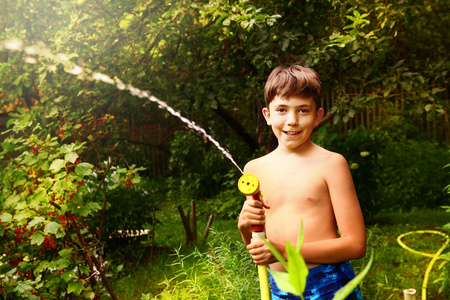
[1,39,244,174]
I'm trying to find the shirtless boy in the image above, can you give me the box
[238,64,366,299]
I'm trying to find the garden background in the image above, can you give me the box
[0,0,449,299]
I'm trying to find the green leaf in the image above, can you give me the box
[15,282,32,293]
[22,153,38,166]
[55,257,71,269]
[333,249,374,300]
[270,270,300,296]
[286,242,308,295]
[61,270,77,282]
[44,222,62,235]
[14,178,26,188]
[30,232,45,246]
[28,216,45,228]
[59,247,73,259]
[79,265,90,275]
[6,267,17,277]
[117,168,127,173]
[30,188,46,207]
[261,234,288,270]
[296,222,304,254]
[264,222,308,298]
[74,202,101,217]
[5,194,21,207]
[53,179,73,193]
[67,281,85,295]
[432,87,445,94]
[0,212,12,223]
[35,261,49,274]
[401,81,412,91]
[333,114,341,124]
[41,160,50,171]
[13,76,22,85]
[14,211,32,221]
[37,151,49,160]
[75,162,93,177]
[65,152,79,163]
[1,141,17,152]
[348,109,356,118]
[50,158,66,173]
[215,15,227,25]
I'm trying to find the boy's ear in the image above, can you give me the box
[262,107,271,125]
[314,108,324,126]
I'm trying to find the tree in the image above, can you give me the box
[0,0,448,212]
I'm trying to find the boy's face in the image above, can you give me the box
[262,95,324,151]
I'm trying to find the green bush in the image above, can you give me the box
[315,126,448,221]
[102,176,166,237]
[376,139,447,211]
[0,100,143,299]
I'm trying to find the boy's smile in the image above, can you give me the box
[263,95,324,151]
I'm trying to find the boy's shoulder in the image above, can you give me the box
[244,145,347,173]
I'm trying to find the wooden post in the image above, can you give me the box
[202,214,214,243]
[191,200,197,243]
[177,205,194,246]
[186,210,191,247]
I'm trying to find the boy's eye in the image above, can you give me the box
[276,108,286,113]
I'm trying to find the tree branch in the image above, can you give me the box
[212,102,259,151]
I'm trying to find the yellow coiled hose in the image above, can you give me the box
[397,230,450,300]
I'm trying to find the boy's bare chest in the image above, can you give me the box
[256,164,329,207]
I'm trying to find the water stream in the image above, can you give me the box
[0,39,244,174]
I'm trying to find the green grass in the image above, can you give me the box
[353,208,450,300]
[106,207,449,300]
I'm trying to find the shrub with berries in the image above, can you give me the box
[0,97,144,299]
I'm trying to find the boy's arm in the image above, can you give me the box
[301,154,366,264]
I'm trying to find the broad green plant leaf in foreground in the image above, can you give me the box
[262,222,308,300]
[262,222,373,300]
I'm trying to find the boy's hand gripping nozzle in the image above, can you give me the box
[238,174,271,300]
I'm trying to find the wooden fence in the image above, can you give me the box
[0,86,448,175]
[320,86,449,142]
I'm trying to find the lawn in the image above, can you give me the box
[107,207,449,300]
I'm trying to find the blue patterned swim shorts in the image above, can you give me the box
[270,261,363,300]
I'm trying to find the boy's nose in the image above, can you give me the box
[287,112,299,126]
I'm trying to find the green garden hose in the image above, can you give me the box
[397,230,450,300]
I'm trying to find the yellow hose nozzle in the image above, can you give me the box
[238,174,260,196]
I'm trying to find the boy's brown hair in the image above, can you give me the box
[264,64,322,110]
